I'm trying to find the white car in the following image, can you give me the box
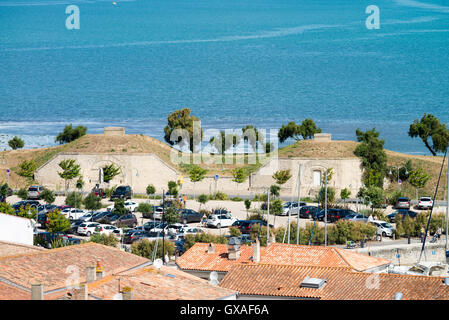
[77,222,100,236]
[62,208,86,220]
[179,226,205,236]
[370,220,394,237]
[418,197,433,210]
[152,207,164,220]
[107,200,139,212]
[78,211,99,222]
[282,202,306,216]
[207,214,237,229]
[94,224,122,236]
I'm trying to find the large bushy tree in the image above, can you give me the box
[408,113,449,156]
[55,124,87,144]
[102,163,121,183]
[408,167,431,199]
[278,119,321,143]
[354,128,387,188]
[46,210,71,234]
[58,159,81,192]
[8,136,24,150]
[83,193,102,211]
[18,160,37,178]
[163,108,203,152]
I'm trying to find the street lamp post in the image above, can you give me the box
[389,166,408,191]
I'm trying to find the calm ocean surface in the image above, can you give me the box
[1,0,449,154]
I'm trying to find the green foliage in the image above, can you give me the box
[146,184,156,196]
[340,188,351,201]
[55,124,87,144]
[18,160,38,178]
[90,233,119,247]
[83,193,102,211]
[104,186,117,198]
[278,119,321,142]
[183,233,228,251]
[386,190,403,206]
[163,108,203,153]
[247,212,267,222]
[0,184,11,198]
[17,205,37,219]
[270,184,280,198]
[270,198,284,216]
[316,186,336,207]
[46,210,71,234]
[103,163,121,183]
[321,168,334,184]
[358,186,385,208]
[0,202,15,215]
[272,169,292,185]
[188,165,208,183]
[58,159,81,186]
[17,188,28,200]
[198,194,209,206]
[112,198,128,216]
[8,136,24,150]
[250,224,268,246]
[408,167,431,191]
[231,168,247,184]
[229,227,242,237]
[252,193,268,202]
[231,197,243,201]
[136,202,152,214]
[40,189,55,204]
[65,192,83,208]
[409,113,449,156]
[363,168,383,188]
[167,180,178,197]
[209,192,229,200]
[354,128,387,188]
[163,206,180,224]
[210,131,240,155]
[75,176,84,190]
[131,239,175,260]
[244,199,251,211]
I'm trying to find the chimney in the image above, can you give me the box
[252,238,260,263]
[207,243,215,254]
[72,284,88,300]
[86,266,96,283]
[227,237,241,260]
[31,283,44,300]
[96,259,105,279]
[122,286,133,300]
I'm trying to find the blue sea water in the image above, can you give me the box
[0,0,449,154]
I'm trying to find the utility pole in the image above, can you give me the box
[266,187,270,243]
[296,164,302,245]
[324,170,328,247]
[162,188,165,265]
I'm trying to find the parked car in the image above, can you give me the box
[77,222,100,236]
[395,197,411,209]
[68,220,84,234]
[111,214,137,228]
[94,224,122,236]
[35,232,78,248]
[387,210,418,223]
[417,196,433,210]
[98,212,119,224]
[167,223,185,236]
[152,206,164,220]
[107,200,138,212]
[143,221,165,232]
[91,186,106,198]
[140,231,166,242]
[370,220,394,237]
[61,208,86,220]
[36,213,50,228]
[91,211,109,222]
[110,185,132,200]
[0,195,5,203]
[238,220,273,234]
[342,214,368,223]
[78,211,100,222]
[299,206,320,219]
[315,208,342,221]
[37,204,58,214]
[282,201,307,216]
[179,209,203,224]
[12,200,40,213]
[149,222,169,233]
[27,185,45,200]
[123,229,148,244]
[207,213,237,229]
[178,226,205,236]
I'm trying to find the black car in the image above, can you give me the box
[91,211,109,222]
[0,195,6,203]
[12,200,40,213]
[36,213,49,228]
[34,232,65,248]
[238,220,273,234]
[178,209,203,224]
[387,210,418,223]
[68,220,84,234]
[110,185,132,200]
[98,212,119,224]
[37,204,58,214]
[111,214,137,228]
[314,208,342,222]
[299,206,320,219]
[123,230,148,244]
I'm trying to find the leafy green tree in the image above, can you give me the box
[408,167,431,199]
[8,136,24,150]
[167,181,178,198]
[0,202,15,215]
[278,119,321,143]
[0,184,10,198]
[17,188,28,200]
[40,189,55,204]
[358,186,385,209]
[231,168,246,188]
[198,194,209,209]
[241,125,265,152]
[90,233,119,247]
[136,203,153,216]
[103,164,121,183]
[65,192,83,208]
[83,193,102,211]
[163,108,203,152]
[270,185,280,198]
[17,204,37,219]
[272,169,292,185]
[354,128,387,188]
[299,118,322,139]
[270,198,283,216]
[55,124,87,144]
[76,175,84,190]
[146,184,156,201]
[131,239,175,260]
[340,188,351,205]
[229,227,242,237]
[409,113,449,156]
[46,210,71,234]
[321,168,334,184]
[188,165,208,199]
[209,131,240,155]
[316,186,336,208]
[163,206,180,225]
[18,160,37,178]
[112,199,128,216]
[244,199,251,219]
[265,142,274,154]
[58,159,81,192]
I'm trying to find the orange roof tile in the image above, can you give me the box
[0,240,45,258]
[220,264,449,300]
[176,242,391,272]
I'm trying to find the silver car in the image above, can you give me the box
[370,220,394,237]
[282,202,306,216]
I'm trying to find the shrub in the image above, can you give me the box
[250,224,268,246]
[136,203,153,215]
[18,160,37,178]
[8,136,24,150]
[0,203,15,215]
[131,239,175,260]
[46,210,71,234]
[231,197,243,202]
[247,212,267,223]
[83,193,102,211]
[163,206,180,224]
[111,199,128,216]
[105,186,117,198]
[90,233,119,247]
[17,188,28,200]
[65,192,83,208]
[40,189,55,204]
[229,227,242,237]
[209,192,229,200]
[252,193,268,202]
[55,124,87,144]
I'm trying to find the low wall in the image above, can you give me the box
[357,242,448,266]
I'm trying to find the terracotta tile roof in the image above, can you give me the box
[176,242,391,272]
[0,282,29,300]
[0,242,149,294]
[220,264,449,300]
[0,240,45,258]
[83,265,236,300]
